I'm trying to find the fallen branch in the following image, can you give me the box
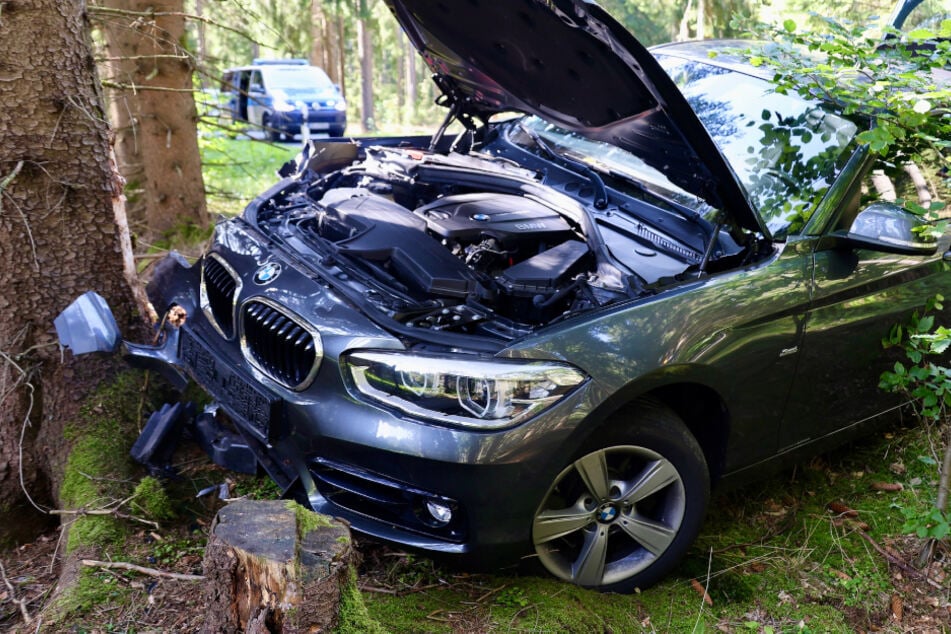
[0,558,33,625]
[48,506,160,530]
[81,559,203,582]
[853,528,944,590]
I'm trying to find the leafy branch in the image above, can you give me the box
[740,16,951,235]
[880,295,951,562]
[743,17,951,164]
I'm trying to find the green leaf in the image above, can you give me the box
[783,19,796,33]
[907,28,937,41]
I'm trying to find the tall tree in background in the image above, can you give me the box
[310,0,346,93]
[0,0,139,540]
[357,0,377,132]
[97,0,209,239]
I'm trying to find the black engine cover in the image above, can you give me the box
[318,188,477,298]
[416,193,573,246]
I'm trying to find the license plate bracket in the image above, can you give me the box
[179,328,280,442]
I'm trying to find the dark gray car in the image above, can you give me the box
[57,0,950,592]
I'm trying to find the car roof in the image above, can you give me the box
[223,64,324,73]
[650,40,774,80]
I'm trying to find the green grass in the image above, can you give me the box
[359,420,940,633]
[196,120,445,218]
[198,128,298,217]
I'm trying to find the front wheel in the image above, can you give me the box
[531,401,710,593]
[262,113,281,142]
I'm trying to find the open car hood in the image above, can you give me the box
[385,0,768,237]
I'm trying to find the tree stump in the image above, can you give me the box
[201,499,353,633]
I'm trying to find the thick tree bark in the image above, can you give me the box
[98,0,209,239]
[0,0,137,539]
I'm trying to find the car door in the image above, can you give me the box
[246,69,268,127]
[779,155,951,451]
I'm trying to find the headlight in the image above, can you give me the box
[344,351,586,429]
[333,99,347,112]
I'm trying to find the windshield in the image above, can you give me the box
[265,67,334,92]
[512,117,716,219]
[656,55,859,237]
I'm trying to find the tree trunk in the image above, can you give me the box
[336,11,347,99]
[98,0,209,239]
[311,0,344,87]
[195,0,207,81]
[405,34,417,126]
[696,0,706,40]
[358,2,375,133]
[0,0,138,540]
[202,500,354,633]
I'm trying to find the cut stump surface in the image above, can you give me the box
[201,499,352,633]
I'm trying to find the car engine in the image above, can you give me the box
[249,143,718,342]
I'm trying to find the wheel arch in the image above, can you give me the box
[582,376,730,485]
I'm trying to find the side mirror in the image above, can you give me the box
[839,202,938,256]
[54,291,120,355]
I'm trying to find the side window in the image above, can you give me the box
[864,156,948,211]
[894,0,951,30]
[249,71,264,93]
[837,154,949,231]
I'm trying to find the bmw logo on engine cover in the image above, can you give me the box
[253,262,282,285]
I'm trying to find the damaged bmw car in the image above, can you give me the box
[56,0,951,592]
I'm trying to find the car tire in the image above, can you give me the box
[531,399,710,593]
[329,126,346,137]
[262,113,281,142]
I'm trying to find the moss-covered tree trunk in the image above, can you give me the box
[98,0,209,239]
[0,0,138,543]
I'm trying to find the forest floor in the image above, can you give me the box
[1,413,950,633]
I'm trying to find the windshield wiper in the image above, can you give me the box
[604,168,713,230]
[516,122,608,210]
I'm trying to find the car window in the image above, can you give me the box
[655,55,859,238]
[249,71,264,93]
[892,0,951,29]
[264,67,334,92]
[832,152,950,232]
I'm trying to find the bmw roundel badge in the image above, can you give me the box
[253,262,282,285]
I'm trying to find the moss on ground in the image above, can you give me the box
[132,475,175,521]
[45,566,134,627]
[59,370,161,553]
[336,568,388,634]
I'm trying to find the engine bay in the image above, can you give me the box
[248,140,752,343]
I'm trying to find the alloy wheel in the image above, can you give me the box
[532,444,687,588]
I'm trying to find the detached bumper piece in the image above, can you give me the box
[130,402,194,477]
[193,407,258,475]
[130,402,258,476]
